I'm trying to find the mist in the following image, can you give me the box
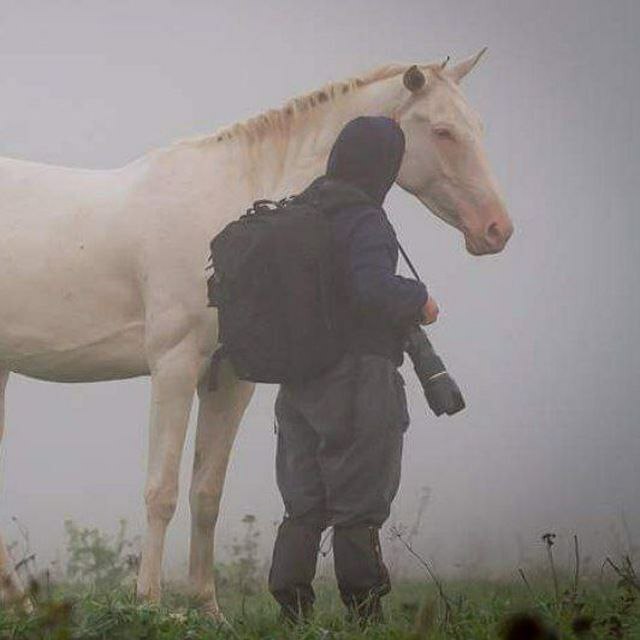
[0,0,638,579]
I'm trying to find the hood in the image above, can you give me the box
[298,175,377,214]
[325,116,406,205]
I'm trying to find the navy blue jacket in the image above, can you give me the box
[299,117,428,365]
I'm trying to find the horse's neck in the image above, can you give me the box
[208,76,403,201]
[132,75,403,240]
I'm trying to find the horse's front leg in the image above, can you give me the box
[136,337,201,602]
[0,369,31,611]
[189,360,254,615]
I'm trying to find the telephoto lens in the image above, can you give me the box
[404,327,466,416]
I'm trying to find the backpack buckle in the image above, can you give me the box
[248,199,278,216]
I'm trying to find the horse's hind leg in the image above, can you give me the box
[188,361,254,617]
[0,370,28,608]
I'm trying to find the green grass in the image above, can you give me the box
[1,576,638,639]
[4,520,638,638]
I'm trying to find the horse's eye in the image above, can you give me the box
[433,127,455,141]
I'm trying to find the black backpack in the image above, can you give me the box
[207,196,344,386]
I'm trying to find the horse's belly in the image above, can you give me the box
[5,320,148,382]
[0,257,149,381]
[0,191,150,380]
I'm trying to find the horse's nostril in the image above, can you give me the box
[484,219,513,249]
[486,221,502,244]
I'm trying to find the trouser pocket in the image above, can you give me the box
[356,355,410,434]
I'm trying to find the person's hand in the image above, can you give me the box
[420,296,439,325]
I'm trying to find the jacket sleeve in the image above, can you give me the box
[347,208,429,328]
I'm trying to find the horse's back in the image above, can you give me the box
[0,156,148,381]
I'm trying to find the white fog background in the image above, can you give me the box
[0,0,638,578]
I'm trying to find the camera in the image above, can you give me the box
[404,327,466,417]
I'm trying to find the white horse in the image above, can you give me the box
[0,50,512,614]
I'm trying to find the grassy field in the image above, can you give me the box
[2,520,638,639]
[1,573,638,639]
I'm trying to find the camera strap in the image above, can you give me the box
[397,240,422,282]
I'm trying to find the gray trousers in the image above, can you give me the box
[274,352,409,529]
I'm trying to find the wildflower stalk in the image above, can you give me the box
[389,526,456,630]
[542,532,559,603]
[572,534,580,597]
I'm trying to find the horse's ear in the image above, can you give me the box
[448,47,487,84]
[403,65,426,93]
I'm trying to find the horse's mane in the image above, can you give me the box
[174,63,411,148]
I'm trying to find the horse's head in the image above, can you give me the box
[394,49,513,255]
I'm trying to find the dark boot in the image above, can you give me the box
[333,526,390,626]
[268,518,322,623]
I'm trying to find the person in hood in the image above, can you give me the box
[268,116,438,624]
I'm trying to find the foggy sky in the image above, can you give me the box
[0,0,638,578]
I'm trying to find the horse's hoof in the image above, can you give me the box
[200,601,227,624]
[1,591,35,615]
[21,597,35,615]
